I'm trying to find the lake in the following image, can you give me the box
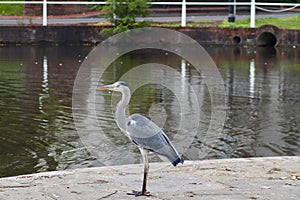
[0,45,299,178]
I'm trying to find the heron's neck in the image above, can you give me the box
[115,87,131,132]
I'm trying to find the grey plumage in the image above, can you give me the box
[127,114,183,166]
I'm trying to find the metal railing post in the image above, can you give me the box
[181,0,186,27]
[250,0,256,28]
[43,0,47,26]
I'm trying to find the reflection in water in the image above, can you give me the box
[215,46,300,158]
[249,59,255,98]
[0,46,299,178]
[39,56,49,114]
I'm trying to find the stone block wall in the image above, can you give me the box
[0,26,299,47]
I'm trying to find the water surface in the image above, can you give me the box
[0,45,299,178]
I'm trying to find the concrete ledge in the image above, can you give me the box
[0,156,299,199]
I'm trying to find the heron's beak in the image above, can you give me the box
[96,84,114,91]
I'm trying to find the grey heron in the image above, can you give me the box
[97,81,184,196]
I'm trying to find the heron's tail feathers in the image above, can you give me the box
[155,143,184,167]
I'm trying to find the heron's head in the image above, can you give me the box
[97,81,129,92]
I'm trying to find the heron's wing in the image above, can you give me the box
[126,114,183,166]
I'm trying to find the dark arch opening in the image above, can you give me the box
[257,32,277,47]
[233,36,241,44]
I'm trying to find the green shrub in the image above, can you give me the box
[95,0,151,35]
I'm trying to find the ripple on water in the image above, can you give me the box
[1,46,300,177]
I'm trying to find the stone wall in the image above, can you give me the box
[0,26,298,47]
[176,25,299,47]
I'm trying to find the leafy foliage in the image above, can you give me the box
[98,0,151,35]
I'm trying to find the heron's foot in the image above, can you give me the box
[127,190,151,197]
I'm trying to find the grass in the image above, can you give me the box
[162,14,300,29]
[154,20,220,28]
[93,15,300,30]
[93,20,221,28]
[0,1,23,16]
[219,15,300,29]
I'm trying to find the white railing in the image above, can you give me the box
[0,1,299,27]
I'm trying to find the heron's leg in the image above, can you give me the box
[141,148,149,195]
[127,148,151,197]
